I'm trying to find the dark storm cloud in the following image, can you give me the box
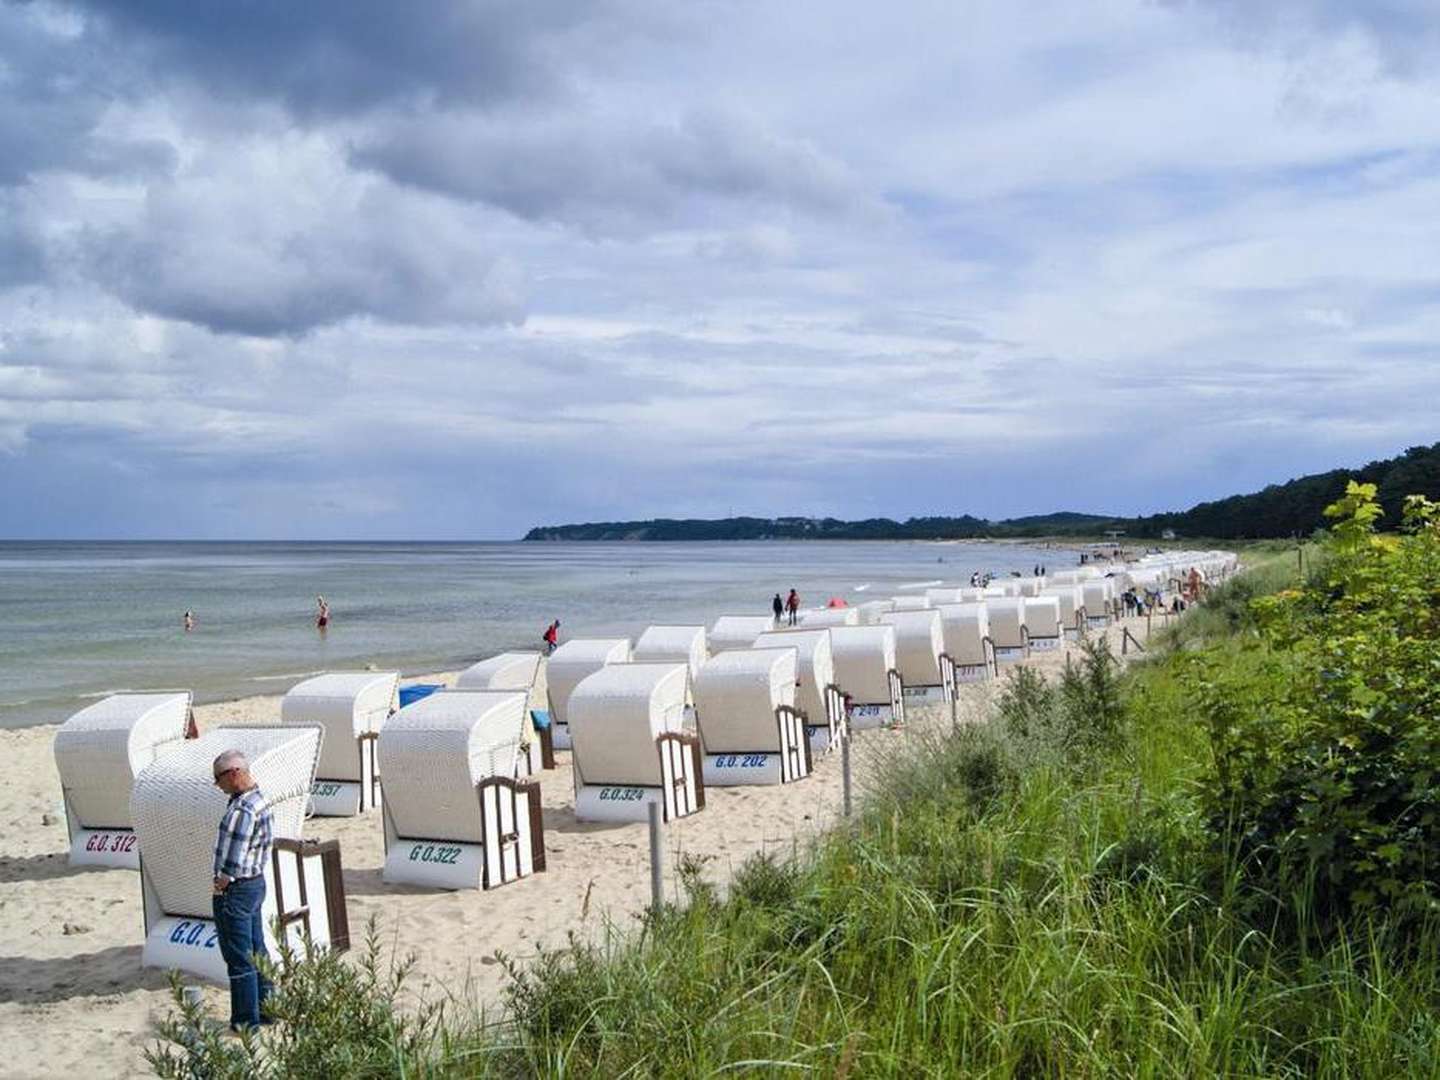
[67,0,598,118]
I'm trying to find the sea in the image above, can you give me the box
[0,540,1077,729]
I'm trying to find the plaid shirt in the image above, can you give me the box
[213,786,273,880]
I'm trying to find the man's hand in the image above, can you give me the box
[213,873,231,895]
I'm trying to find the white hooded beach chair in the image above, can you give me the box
[379,690,543,890]
[753,627,846,752]
[925,587,966,605]
[1023,596,1064,652]
[1015,578,1045,597]
[889,595,932,611]
[1043,586,1087,640]
[693,649,811,786]
[710,614,779,652]
[132,725,347,983]
[1047,570,1082,586]
[936,603,996,682]
[1082,581,1114,629]
[280,671,398,816]
[829,624,905,730]
[856,599,896,625]
[799,607,859,628]
[880,609,951,704]
[633,624,708,678]
[54,691,193,869]
[569,663,704,823]
[455,652,551,773]
[546,638,631,750]
[988,598,1030,663]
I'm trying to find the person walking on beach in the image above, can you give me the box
[315,595,330,631]
[785,588,800,626]
[183,610,194,632]
[772,593,784,624]
[542,619,560,654]
[211,749,274,1034]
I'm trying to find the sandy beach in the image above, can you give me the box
[0,619,1150,1079]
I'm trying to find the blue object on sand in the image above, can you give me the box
[398,683,443,708]
[530,709,551,730]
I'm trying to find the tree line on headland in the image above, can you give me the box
[523,441,1440,541]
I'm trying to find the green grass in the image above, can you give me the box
[150,556,1440,1077]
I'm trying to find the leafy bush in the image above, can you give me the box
[147,918,456,1079]
[1200,482,1440,929]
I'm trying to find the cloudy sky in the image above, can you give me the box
[1,1,1436,539]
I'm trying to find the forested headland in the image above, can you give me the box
[524,441,1440,541]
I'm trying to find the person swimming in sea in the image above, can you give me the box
[316,595,330,631]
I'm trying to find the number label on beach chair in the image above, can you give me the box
[598,786,647,802]
[1029,637,1062,652]
[407,843,463,865]
[994,645,1027,662]
[71,827,141,869]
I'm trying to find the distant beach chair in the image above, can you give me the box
[634,625,709,716]
[855,599,896,625]
[936,603,997,682]
[281,671,399,816]
[1047,570,1083,586]
[1015,578,1045,597]
[546,638,631,749]
[924,587,966,605]
[987,598,1031,663]
[693,648,811,785]
[1082,581,1114,629]
[959,586,988,602]
[880,609,953,704]
[888,595,932,611]
[569,662,704,822]
[710,614,779,653]
[633,624,708,677]
[753,626,846,752]
[54,691,194,869]
[1023,596,1064,653]
[1042,585,1087,640]
[379,689,543,890]
[132,725,347,983]
[799,606,859,628]
[829,624,905,729]
[455,652,551,773]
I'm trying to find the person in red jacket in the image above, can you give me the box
[542,619,560,653]
[785,589,800,626]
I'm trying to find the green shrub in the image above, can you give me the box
[1200,483,1440,930]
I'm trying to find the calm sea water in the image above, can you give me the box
[0,540,1075,729]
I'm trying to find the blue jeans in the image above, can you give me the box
[212,875,272,1028]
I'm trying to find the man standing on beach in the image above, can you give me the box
[785,588,800,626]
[772,593,784,624]
[211,750,274,1034]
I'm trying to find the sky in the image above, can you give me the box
[0,0,1437,539]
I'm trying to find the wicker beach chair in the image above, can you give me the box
[709,614,778,652]
[987,598,1031,663]
[936,602,997,682]
[828,624,905,730]
[379,689,543,890]
[692,648,811,785]
[280,671,399,816]
[546,638,631,750]
[753,626,846,752]
[569,662,704,822]
[880,609,950,703]
[455,652,550,774]
[132,725,347,983]
[54,691,193,868]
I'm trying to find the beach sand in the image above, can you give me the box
[0,619,1153,1078]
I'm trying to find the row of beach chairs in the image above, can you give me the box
[51,549,1237,983]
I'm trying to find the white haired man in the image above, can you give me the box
[212,749,275,1033]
